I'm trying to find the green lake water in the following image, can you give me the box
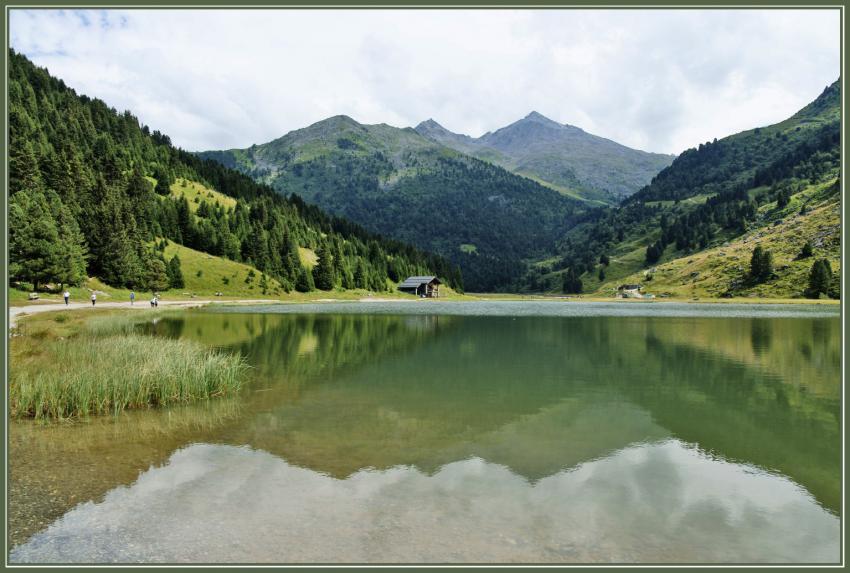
[9,301,842,563]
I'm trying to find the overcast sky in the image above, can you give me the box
[10,9,840,155]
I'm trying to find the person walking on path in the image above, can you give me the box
[91,292,97,306]
[63,290,70,306]
[130,291,135,306]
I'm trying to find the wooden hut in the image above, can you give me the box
[399,276,442,298]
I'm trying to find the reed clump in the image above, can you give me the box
[10,311,247,420]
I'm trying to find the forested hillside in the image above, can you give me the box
[8,50,462,296]
[200,116,592,291]
[534,80,841,299]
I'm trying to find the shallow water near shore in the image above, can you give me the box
[9,301,841,563]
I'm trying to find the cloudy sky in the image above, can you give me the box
[10,9,840,155]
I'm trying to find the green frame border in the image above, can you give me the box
[0,2,844,571]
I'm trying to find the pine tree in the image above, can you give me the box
[9,189,65,290]
[562,267,582,294]
[9,140,44,194]
[645,240,664,265]
[154,165,172,196]
[806,259,833,299]
[312,244,335,291]
[167,255,185,289]
[354,261,367,289]
[176,196,195,246]
[332,241,346,287]
[145,256,170,292]
[47,190,88,286]
[295,265,314,292]
[749,245,773,284]
[797,241,814,259]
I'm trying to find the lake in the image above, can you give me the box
[9,301,841,563]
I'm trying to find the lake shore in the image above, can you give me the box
[10,291,839,328]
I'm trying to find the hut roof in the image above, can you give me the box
[399,276,440,288]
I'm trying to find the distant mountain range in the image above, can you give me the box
[199,115,592,291]
[415,112,675,203]
[197,112,677,290]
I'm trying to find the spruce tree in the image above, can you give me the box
[48,191,88,286]
[146,256,170,292]
[167,255,185,289]
[749,245,773,284]
[9,141,44,194]
[295,265,314,292]
[9,189,65,290]
[806,259,833,299]
[354,261,367,289]
[312,244,335,291]
[154,165,172,196]
[562,267,583,294]
[645,240,663,265]
[797,241,813,259]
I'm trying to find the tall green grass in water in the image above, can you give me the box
[10,312,247,420]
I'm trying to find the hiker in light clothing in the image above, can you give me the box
[91,293,97,306]
[130,291,135,305]
[63,290,70,305]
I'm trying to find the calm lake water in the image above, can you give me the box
[9,301,842,563]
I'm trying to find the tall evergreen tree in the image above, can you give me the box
[797,241,814,260]
[295,265,314,292]
[749,245,773,284]
[312,244,335,291]
[9,189,65,290]
[146,256,170,292]
[806,259,833,298]
[562,267,583,294]
[354,261,367,289]
[153,165,173,196]
[48,190,88,286]
[167,255,185,289]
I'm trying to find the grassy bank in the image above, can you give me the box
[10,310,248,420]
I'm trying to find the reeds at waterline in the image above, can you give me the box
[10,312,248,420]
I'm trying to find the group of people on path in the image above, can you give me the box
[61,289,159,307]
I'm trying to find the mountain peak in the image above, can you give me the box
[324,114,360,126]
[417,118,444,129]
[522,111,560,126]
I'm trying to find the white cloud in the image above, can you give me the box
[10,8,840,154]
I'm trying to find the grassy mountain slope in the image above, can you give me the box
[9,50,461,298]
[416,112,675,204]
[599,179,840,298]
[200,116,593,291]
[544,80,841,299]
